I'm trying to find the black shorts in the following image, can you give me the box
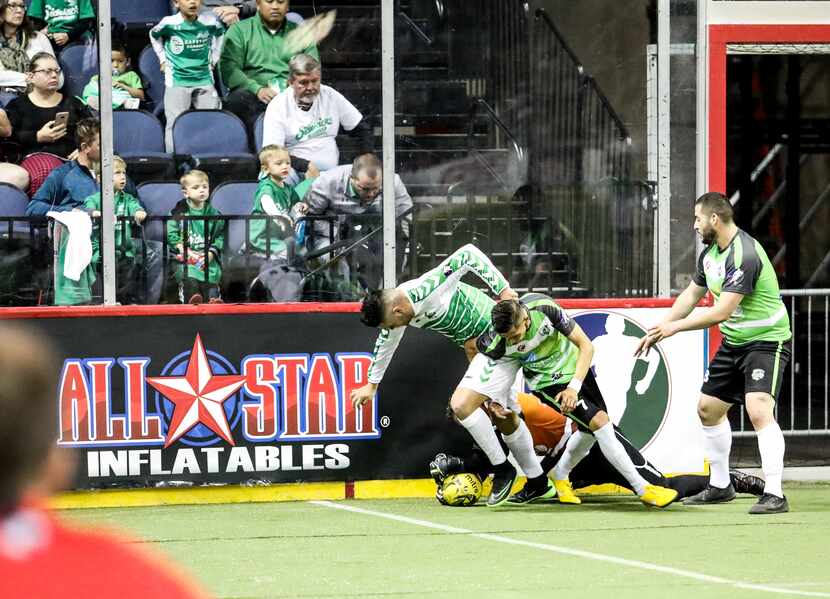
[533,371,607,431]
[701,339,791,404]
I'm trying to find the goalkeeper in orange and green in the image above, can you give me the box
[432,392,766,506]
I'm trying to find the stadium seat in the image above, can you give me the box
[210,181,259,253]
[0,92,17,108]
[58,42,98,99]
[112,0,171,28]
[136,181,182,242]
[0,182,34,237]
[253,112,265,152]
[113,110,175,182]
[172,110,258,182]
[138,46,165,117]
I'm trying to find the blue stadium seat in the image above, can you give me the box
[0,183,34,237]
[172,110,258,181]
[137,181,181,241]
[210,181,259,253]
[114,110,167,158]
[58,43,98,99]
[0,92,17,108]
[253,112,265,152]
[114,110,175,183]
[138,46,165,117]
[112,0,172,28]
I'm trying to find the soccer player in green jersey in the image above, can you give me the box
[477,296,680,508]
[351,245,554,506]
[636,192,792,514]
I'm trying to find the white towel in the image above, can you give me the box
[48,210,93,282]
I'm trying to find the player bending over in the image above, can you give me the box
[476,295,679,508]
[351,244,552,506]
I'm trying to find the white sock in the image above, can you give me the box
[702,420,732,488]
[458,409,507,466]
[756,421,785,498]
[594,422,649,495]
[502,420,543,478]
[552,430,596,480]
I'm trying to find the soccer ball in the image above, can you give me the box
[438,473,482,507]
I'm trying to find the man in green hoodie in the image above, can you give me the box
[219,0,318,132]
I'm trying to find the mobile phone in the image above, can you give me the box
[53,112,69,128]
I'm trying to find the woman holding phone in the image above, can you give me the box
[5,52,90,159]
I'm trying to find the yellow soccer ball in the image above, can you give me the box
[439,473,482,507]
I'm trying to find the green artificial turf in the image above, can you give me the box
[64,484,830,599]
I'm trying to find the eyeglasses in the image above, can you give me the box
[5,3,26,10]
[32,68,62,76]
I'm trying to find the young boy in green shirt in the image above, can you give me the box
[150,0,224,151]
[83,155,148,303]
[82,42,145,111]
[167,169,224,304]
[28,0,95,50]
[249,144,313,259]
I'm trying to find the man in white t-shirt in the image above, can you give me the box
[262,53,373,178]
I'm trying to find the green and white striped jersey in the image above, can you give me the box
[367,244,508,384]
[694,229,791,345]
[150,13,224,88]
[477,293,577,390]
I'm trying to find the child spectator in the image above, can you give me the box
[82,41,145,111]
[150,0,224,152]
[249,144,313,259]
[27,0,95,51]
[167,169,224,304]
[82,155,147,303]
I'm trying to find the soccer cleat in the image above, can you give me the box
[552,479,582,504]
[487,462,517,507]
[683,483,736,505]
[748,493,789,514]
[640,484,679,508]
[507,480,557,504]
[428,453,464,484]
[730,469,766,496]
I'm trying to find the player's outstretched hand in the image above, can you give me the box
[555,388,578,414]
[634,321,679,357]
[498,287,519,301]
[633,334,654,357]
[350,382,377,408]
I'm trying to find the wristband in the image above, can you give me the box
[567,377,583,394]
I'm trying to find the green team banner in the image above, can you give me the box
[566,307,707,474]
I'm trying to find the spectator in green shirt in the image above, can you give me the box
[219,0,318,133]
[82,42,145,110]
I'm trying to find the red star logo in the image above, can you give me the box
[146,334,246,448]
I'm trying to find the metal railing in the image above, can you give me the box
[732,289,830,438]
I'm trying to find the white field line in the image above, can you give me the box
[311,500,830,598]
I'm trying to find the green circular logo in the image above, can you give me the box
[573,311,671,449]
[169,36,185,55]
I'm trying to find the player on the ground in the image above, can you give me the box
[635,192,792,514]
[431,392,766,504]
[351,244,553,506]
[476,295,679,508]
